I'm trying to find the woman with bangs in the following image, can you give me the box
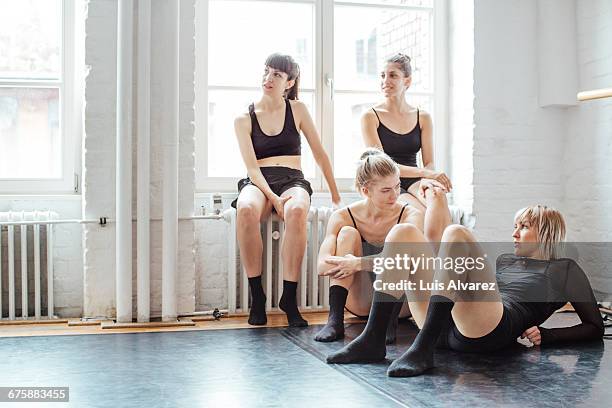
[326,205,604,377]
[233,53,341,327]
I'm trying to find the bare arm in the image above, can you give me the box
[295,101,341,205]
[317,210,349,276]
[419,111,452,190]
[318,208,390,278]
[419,110,435,171]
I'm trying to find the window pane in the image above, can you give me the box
[0,0,62,79]
[336,0,433,7]
[333,91,431,178]
[208,0,314,89]
[207,90,315,179]
[0,87,61,179]
[334,5,432,92]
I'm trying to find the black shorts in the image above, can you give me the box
[436,305,517,353]
[400,177,421,194]
[231,166,313,209]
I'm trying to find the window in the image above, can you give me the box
[0,0,80,194]
[196,0,446,192]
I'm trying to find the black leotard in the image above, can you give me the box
[373,108,422,192]
[249,99,301,160]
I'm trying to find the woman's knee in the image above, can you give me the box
[386,223,422,242]
[337,226,361,245]
[236,203,261,226]
[441,224,472,241]
[284,203,309,225]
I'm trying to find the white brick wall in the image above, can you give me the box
[3,0,610,315]
[82,0,196,318]
[472,0,565,240]
[82,0,117,318]
[563,0,612,297]
[448,0,474,214]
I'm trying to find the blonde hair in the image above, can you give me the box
[514,205,566,259]
[355,148,399,191]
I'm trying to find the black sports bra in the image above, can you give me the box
[249,99,301,160]
[346,204,409,243]
[373,108,422,168]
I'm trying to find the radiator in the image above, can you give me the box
[0,211,56,320]
[226,207,334,314]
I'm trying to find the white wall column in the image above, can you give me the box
[161,0,180,321]
[137,0,152,323]
[537,0,578,107]
[116,0,134,323]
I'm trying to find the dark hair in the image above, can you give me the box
[265,53,300,100]
[385,53,412,77]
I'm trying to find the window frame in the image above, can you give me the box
[196,0,448,193]
[0,0,81,195]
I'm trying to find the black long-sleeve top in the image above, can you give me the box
[496,254,604,345]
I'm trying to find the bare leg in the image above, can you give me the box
[387,224,503,377]
[420,186,452,249]
[236,185,273,325]
[435,225,503,338]
[279,187,310,327]
[236,186,273,278]
[398,192,426,212]
[315,226,364,342]
[327,224,433,363]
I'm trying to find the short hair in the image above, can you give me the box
[514,205,566,259]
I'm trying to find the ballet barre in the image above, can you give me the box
[577,87,612,101]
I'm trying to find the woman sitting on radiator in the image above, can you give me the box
[232,53,341,327]
[314,148,448,342]
[361,53,452,244]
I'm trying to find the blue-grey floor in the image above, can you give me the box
[284,312,612,408]
[0,313,610,408]
[0,328,401,408]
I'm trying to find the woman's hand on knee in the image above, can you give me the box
[423,170,452,191]
[321,254,360,279]
[419,179,447,199]
[272,194,291,219]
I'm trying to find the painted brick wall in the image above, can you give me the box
[82,0,196,318]
[472,0,566,240]
[564,0,612,298]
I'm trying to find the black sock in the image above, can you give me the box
[315,286,348,342]
[387,295,454,377]
[326,291,399,364]
[385,295,405,345]
[247,276,267,326]
[279,280,308,327]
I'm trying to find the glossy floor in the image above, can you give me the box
[287,312,612,407]
[0,312,609,407]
